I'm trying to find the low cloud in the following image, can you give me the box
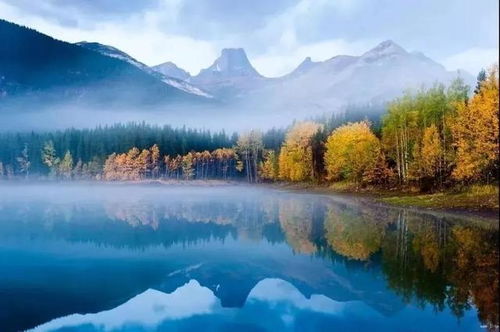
[0,0,497,77]
[442,48,499,76]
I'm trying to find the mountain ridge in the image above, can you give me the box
[0,18,474,124]
[0,19,211,110]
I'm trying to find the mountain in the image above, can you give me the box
[76,41,212,98]
[281,56,320,79]
[1,19,473,126]
[244,40,472,115]
[75,41,150,71]
[152,61,191,81]
[184,41,470,110]
[0,19,209,110]
[190,48,265,98]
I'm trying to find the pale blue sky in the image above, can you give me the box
[1,0,497,76]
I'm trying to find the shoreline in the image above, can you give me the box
[267,182,499,220]
[1,179,498,220]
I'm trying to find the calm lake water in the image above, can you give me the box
[0,184,497,332]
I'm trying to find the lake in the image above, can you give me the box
[0,184,497,332]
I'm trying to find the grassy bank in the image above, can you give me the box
[380,184,499,211]
[273,181,499,215]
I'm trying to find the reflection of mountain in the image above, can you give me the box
[30,278,379,332]
[30,275,488,332]
[0,185,497,331]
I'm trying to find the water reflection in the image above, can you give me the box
[0,184,497,331]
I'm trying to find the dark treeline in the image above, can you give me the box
[0,106,379,179]
[0,122,237,176]
[1,67,496,188]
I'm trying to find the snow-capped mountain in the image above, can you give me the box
[1,18,473,123]
[244,40,472,114]
[152,61,191,81]
[0,19,210,111]
[76,41,212,98]
[190,48,265,98]
[181,40,471,109]
[75,41,150,71]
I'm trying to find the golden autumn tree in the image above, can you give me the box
[411,124,443,183]
[324,121,381,185]
[103,153,118,180]
[451,66,499,182]
[150,144,160,178]
[278,121,322,182]
[259,150,279,181]
[420,124,443,178]
[182,152,194,180]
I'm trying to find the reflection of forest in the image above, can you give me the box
[321,202,499,331]
[0,194,497,329]
[381,212,499,331]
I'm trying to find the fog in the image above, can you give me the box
[0,182,274,204]
[0,101,344,132]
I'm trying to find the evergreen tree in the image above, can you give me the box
[474,69,487,94]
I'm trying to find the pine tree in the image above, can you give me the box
[474,69,487,94]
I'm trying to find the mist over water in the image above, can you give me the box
[0,183,497,332]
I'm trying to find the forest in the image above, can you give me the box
[0,66,498,193]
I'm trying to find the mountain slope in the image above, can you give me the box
[246,40,472,114]
[0,19,207,109]
[76,41,212,98]
[152,61,191,81]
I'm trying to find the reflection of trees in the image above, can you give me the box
[277,198,317,254]
[324,205,386,261]
[448,226,499,330]
[381,211,499,330]
[105,202,160,229]
[1,194,498,329]
[103,198,278,241]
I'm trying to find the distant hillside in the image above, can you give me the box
[76,41,212,98]
[152,61,191,81]
[0,19,208,109]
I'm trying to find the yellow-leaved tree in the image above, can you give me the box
[278,122,322,182]
[411,124,443,181]
[451,65,499,182]
[324,121,382,185]
[259,150,279,181]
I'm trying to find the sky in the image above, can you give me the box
[0,0,498,77]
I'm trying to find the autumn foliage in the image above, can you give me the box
[451,66,499,182]
[1,66,497,191]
